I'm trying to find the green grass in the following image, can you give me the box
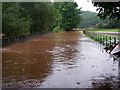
[92,29,120,32]
[88,29,119,39]
[84,31,118,45]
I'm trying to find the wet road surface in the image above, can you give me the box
[2,31,119,88]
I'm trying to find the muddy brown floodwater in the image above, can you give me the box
[1,31,120,88]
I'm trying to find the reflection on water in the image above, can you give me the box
[2,31,119,88]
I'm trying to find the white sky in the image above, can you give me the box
[74,0,97,12]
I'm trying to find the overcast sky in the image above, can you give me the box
[74,0,97,12]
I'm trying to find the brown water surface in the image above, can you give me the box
[2,31,119,88]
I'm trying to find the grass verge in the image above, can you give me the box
[90,29,120,32]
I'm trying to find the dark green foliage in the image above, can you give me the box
[31,3,55,33]
[53,2,81,31]
[106,20,120,29]
[105,20,120,29]
[2,3,31,37]
[79,11,108,28]
[92,2,120,29]
[2,2,81,39]
[60,2,81,31]
[18,2,55,33]
[2,2,55,38]
[97,23,104,29]
[92,2,120,20]
[79,11,120,29]
[97,20,120,29]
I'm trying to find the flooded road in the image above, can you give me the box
[2,31,119,88]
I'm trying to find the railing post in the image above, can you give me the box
[98,34,100,42]
[114,37,116,45]
[100,35,102,43]
[109,37,112,46]
[103,35,105,45]
[105,36,108,47]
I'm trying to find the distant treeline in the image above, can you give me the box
[79,11,120,29]
[2,2,81,38]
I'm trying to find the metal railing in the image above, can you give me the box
[83,31,119,52]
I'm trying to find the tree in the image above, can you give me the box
[31,3,55,33]
[54,2,81,31]
[2,2,55,38]
[2,2,81,39]
[79,11,108,28]
[20,2,55,33]
[2,2,31,37]
[92,2,120,20]
[52,3,63,31]
[105,19,120,29]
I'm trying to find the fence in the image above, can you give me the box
[83,31,119,52]
[2,36,26,47]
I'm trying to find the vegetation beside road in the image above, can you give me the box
[89,29,120,32]
[85,29,119,39]
[2,2,81,46]
[83,30,119,52]
[2,2,81,38]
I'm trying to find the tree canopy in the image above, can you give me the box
[79,11,120,29]
[2,3,31,37]
[92,2,120,20]
[79,11,108,28]
[2,2,81,38]
[54,2,81,31]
